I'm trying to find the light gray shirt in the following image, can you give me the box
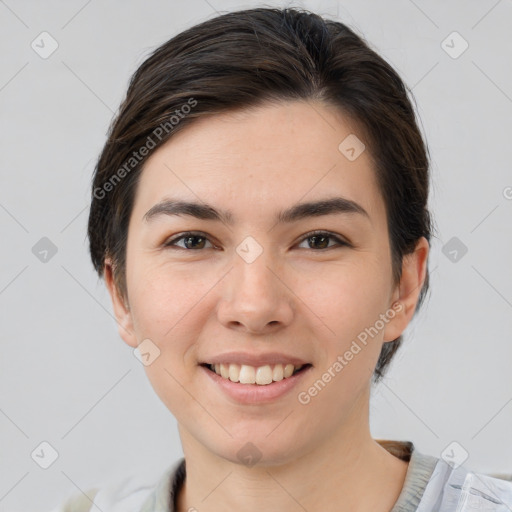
[51,441,512,511]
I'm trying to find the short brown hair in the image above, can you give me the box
[88,7,434,383]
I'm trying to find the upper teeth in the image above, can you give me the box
[209,363,304,385]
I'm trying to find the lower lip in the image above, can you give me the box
[200,365,312,404]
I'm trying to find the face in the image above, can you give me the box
[106,100,427,466]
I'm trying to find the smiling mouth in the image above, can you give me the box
[201,362,312,386]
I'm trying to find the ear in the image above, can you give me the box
[382,237,429,342]
[104,258,138,348]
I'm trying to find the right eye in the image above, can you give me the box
[163,232,215,250]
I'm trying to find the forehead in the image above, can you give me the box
[131,100,385,227]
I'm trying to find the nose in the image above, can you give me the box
[216,250,294,334]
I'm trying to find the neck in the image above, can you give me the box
[176,399,409,512]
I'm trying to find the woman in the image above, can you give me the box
[54,7,512,512]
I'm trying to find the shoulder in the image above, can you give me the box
[49,489,100,512]
[383,441,512,512]
[50,459,184,512]
[419,455,512,510]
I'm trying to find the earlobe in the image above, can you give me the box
[382,237,429,342]
[104,258,138,348]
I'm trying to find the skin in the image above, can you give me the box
[104,100,429,512]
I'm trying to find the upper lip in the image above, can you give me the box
[201,352,311,367]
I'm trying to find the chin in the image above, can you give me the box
[213,436,304,469]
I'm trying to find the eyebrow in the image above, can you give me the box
[142,196,370,226]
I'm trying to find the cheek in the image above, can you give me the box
[128,261,212,337]
[127,266,212,416]
[295,261,389,337]
[296,261,391,393]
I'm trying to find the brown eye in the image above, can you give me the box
[297,231,349,250]
[308,235,330,249]
[164,232,213,250]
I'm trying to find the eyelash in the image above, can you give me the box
[163,230,350,251]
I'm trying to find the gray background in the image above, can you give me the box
[1,0,511,510]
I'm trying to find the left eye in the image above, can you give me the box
[296,231,349,250]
